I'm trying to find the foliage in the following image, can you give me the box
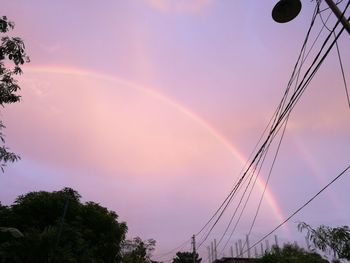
[172,251,202,263]
[298,222,350,261]
[0,16,29,171]
[256,243,328,263]
[121,237,156,263]
[0,188,127,263]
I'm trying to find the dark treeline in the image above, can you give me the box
[0,187,160,263]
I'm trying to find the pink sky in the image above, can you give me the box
[1,0,350,261]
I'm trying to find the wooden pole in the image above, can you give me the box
[265,239,270,252]
[274,235,279,248]
[207,246,212,263]
[246,235,251,258]
[238,239,243,258]
[214,239,217,260]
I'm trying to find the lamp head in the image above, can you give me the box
[272,0,302,23]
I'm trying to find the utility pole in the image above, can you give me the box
[192,235,196,263]
[238,239,243,258]
[246,235,251,258]
[207,246,211,263]
[214,239,217,261]
[214,238,218,260]
[274,235,279,248]
[324,0,350,35]
[265,239,270,252]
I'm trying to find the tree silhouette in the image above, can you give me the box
[298,222,350,261]
[121,237,156,263]
[172,251,202,263]
[0,16,29,171]
[257,243,328,263]
[0,188,127,263]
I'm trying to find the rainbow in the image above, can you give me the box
[25,64,286,229]
[293,137,342,212]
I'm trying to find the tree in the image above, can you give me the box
[172,251,202,263]
[0,16,29,171]
[0,188,127,263]
[121,237,156,263]
[298,222,350,261]
[257,243,328,263]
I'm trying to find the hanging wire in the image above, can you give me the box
[154,0,350,259]
[240,164,350,256]
[237,0,350,255]
[215,0,349,253]
[315,0,349,108]
[334,34,350,109]
[212,2,321,254]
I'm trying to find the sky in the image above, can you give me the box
[0,0,350,261]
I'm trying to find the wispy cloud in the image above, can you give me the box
[145,0,213,14]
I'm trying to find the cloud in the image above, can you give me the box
[39,43,62,54]
[145,0,213,14]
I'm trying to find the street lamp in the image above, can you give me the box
[272,0,350,35]
[272,0,302,23]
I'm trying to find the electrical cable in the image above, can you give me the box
[195,111,281,240]
[318,0,344,13]
[241,117,289,252]
[210,1,349,252]
[279,9,349,124]
[216,151,265,248]
[218,111,296,255]
[197,8,319,248]
[218,157,266,254]
[273,0,349,126]
[217,122,289,254]
[202,3,320,250]
[239,5,324,247]
[334,32,350,109]
[156,0,349,258]
[237,6,350,256]
[240,1,333,247]
[240,164,350,256]
[320,0,350,108]
[196,101,290,247]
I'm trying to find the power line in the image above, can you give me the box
[239,9,350,255]
[319,0,344,12]
[157,1,350,258]
[199,4,316,250]
[198,2,322,250]
[218,135,281,255]
[240,0,347,248]
[241,117,289,252]
[317,1,350,107]
[241,164,350,255]
[196,112,283,247]
[204,0,349,249]
[334,32,350,109]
